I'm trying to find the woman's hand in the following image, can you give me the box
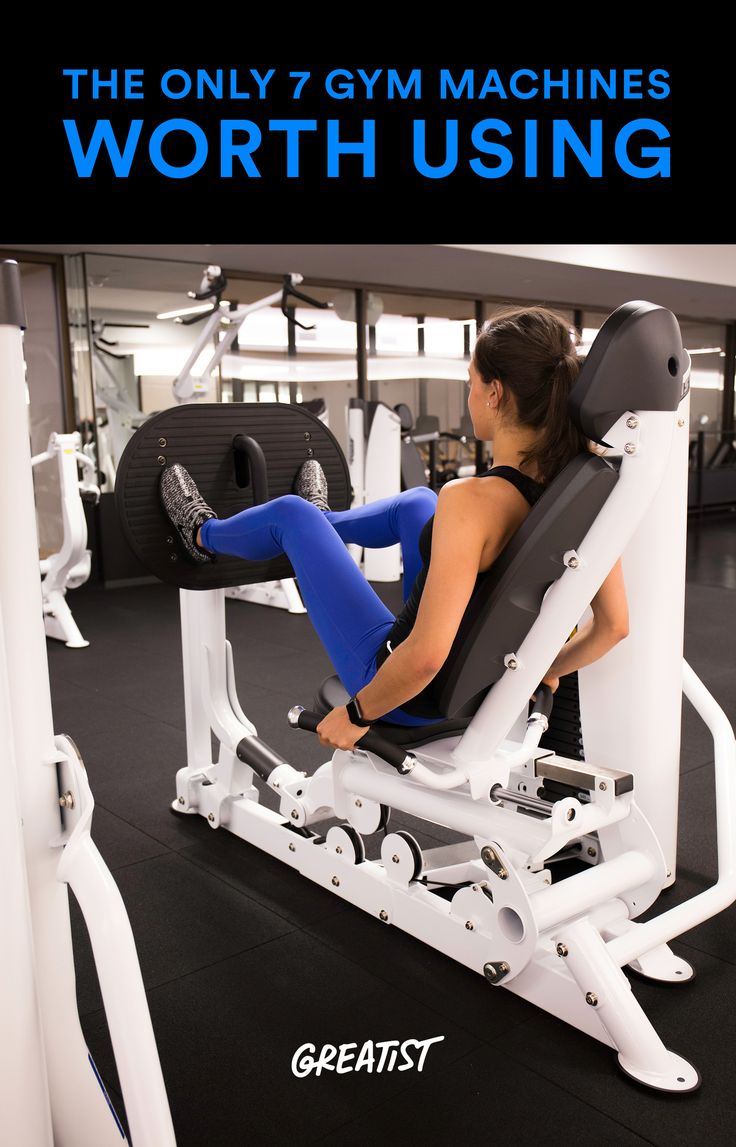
[316,706,370,752]
[541,675,560,694]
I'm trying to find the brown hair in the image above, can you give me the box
[473,305,590,485]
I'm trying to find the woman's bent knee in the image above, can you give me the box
[398,486,438,517]
[270,494,324,522]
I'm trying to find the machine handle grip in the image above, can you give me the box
[530,683,555,724]
[232,434,270,505]
[288,706,415,775]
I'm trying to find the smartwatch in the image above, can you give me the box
[346,694,373,727]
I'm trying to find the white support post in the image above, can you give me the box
[363,403,402,582]
[0,597,54,1147]
[557,918,699,1091]
[578,398,690,882]
[0,266,175,1147]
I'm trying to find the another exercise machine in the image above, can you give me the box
[0,261,175,1146]
[116,300,736,1092]
[32,431,100,647]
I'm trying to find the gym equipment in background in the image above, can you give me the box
[92,333,149,490]
[347,398,403,581]
[172,267,329,404]
[32,431,100,647]
[117,300,736,1092]
[395,403,487,491]
[0,261,176,1147]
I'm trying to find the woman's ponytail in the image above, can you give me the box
[473,308,590,485]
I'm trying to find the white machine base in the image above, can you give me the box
[225,578,305,613]
[174,750,700,1094]
[618,1050,700,1093]
[43,586,90,648]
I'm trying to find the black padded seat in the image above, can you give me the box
[314,674,472,748]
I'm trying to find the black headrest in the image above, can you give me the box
[569,301,686,446]
[394,403,414,432]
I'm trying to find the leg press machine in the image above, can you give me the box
[116,301,736,1093]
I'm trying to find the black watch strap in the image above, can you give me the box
[346,695,373,727]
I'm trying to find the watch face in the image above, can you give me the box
[348,697,370,726]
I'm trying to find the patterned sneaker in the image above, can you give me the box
[159,464,217,563]
[293,459,331,512]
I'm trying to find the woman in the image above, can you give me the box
[160,306,628,751]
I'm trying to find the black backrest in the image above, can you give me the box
[432,299,687,718]
[433,453,618,716]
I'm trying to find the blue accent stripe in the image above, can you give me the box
[88,1053,127,1140]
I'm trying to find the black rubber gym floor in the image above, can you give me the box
[46,514,736,1146]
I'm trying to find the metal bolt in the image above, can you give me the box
[290,810,299,820]
[307,448,314,457]
[158,437,167,447]
[170,554,178,562]
[566,808,575,821]
[483,961,510,984]
[59,791,75,809]
[288,843,296,852]
[624,443,636,455]
[507,657,518,670]
[178,796,185,805]
[336,845,343,855]
[586,992,598,1007]
[392,854,400,864]
[166,536,174,544]
[303,432,311,441]
[556,943,568,957]
[599,781,607,791]
[207,813,215,823]
[157,455,166,465]
[587,847,596,857]
[677,418,685,428]
[379,909,389,922]
[626,416,639,429]
[472,884,480,892]
[465,921,475,931]
[354,799,362,808]
[331,876,340,887]
[567,556,580,569]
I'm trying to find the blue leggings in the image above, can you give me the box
[199,487,440,725]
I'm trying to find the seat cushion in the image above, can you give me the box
[313,675,472,749]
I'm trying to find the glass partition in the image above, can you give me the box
[18,260,68,556]
[366,292,479,483]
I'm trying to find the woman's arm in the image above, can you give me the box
[542,559,629,689]
[316,478,529,750]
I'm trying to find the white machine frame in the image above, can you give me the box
[172,349,736,1092]
[32,431,100,647]
[1,263,175,1146]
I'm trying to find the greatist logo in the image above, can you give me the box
[292,1036,445,1078]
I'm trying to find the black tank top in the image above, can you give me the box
[376,466,545,718]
